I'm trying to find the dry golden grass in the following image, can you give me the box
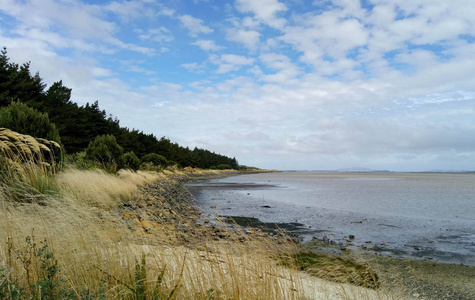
[0,161,391,299]
[56,168,161,208]
[0,167,304,299]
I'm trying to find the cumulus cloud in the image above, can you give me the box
[138,27,173,43]
[1,0,475,170]
[192,39,223,51]
[235,0,287,29]
[209,54,255,73]
[226,28,260,50]
[178,15,213,36]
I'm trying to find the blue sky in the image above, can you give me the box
[1,0,474,171]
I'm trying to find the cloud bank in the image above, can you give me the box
[1,0,474,171]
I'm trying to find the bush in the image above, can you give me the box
[141,153,169,167]
[0,101,61,145]
[120,151,140,171]
[85,135,123,171]
[216,164,232,170]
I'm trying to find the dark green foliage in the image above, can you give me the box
[142,153,169,167]
[0,47,241,169]
[85,135,123,170]
[120,151,141,171]
[0,48,46,108]
[0,101,61,145]
[216,164,232,170]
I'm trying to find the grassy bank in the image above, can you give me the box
[2,158,473,299]
[0,162,396,299]
[1,166,306,299]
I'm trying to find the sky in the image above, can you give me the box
[1,0,474,171]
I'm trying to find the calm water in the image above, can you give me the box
[189,172,475,265]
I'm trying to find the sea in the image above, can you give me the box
[187,171,475,265]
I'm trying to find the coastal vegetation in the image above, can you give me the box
[0,47,238,170]
[0,49,389,299]
[3,47,473,299]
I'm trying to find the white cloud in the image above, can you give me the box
[209,54,254,74]
[192,40,223,51]
[138,27,173,43]
[180,62,206,73]
[220,54,254,65]
[235,0,287,29]
[258,53,300,83]
[1,0,475,170]
[121,60,156,75]
[226,29,260,50]
[178,15,213,36]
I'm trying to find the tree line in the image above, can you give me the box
[0,47,238,170]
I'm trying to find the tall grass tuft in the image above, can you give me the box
[0,128,60,202]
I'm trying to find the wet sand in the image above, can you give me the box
[187,174,475,266]
[187,176,475,299]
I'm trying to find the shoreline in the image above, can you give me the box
[187,171,475,266]
[186,172,475,299]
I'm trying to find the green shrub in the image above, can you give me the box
[216,164,231,170]
[85,135,123,171]
[141,153,169,167]
[120,151,140,171]
[64,151,98,170]
[0,101,61,145]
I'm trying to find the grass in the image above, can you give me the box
[285,252,378,289]
[0,129,389,299]
[0,165,306,298]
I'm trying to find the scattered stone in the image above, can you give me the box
[261,205,272,208]
[349,234,355,240]
[136,199,147,208]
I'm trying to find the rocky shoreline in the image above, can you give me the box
[186,173,475,300]
[109,172,475,299]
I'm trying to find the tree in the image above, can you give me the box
[0,48,46,108]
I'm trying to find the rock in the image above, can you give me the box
[322,235,330,244]
[349,234,355,240]
[136,200,147,208]
[261,205,271,208]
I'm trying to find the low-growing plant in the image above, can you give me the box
[284,252,379,289]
